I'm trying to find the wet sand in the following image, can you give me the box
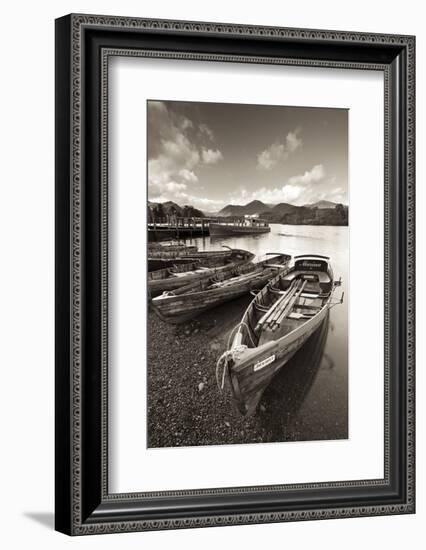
[147,296,348,448]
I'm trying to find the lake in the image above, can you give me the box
[187,223,349,442]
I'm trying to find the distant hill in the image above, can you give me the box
[218,200,271,217]
[304,200,343,209]
[148,199,348,226]
[217,204,246,217]
[261,202,348,226]
[268,202,304,216]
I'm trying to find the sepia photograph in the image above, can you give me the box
[53,12,415,536]
[147,100,348,448]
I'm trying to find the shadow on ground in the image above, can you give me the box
[24,512,54,530]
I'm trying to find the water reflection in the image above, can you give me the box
[258,314,330,439]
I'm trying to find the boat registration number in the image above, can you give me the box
[253,354,276,372]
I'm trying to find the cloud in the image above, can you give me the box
[288,164,325,186]
[188,196,225,210]
[231,184,305,205]
[179,169,198,183]
[201,148,223,164]
[148,101,223,204]
[164,181,187,193]
[286,130,303,153]
[257,129,302,170]
[257,143,286,170]
[326,186,347,204]
[230,164,327,206]
[199,123,215,141]
[180,117,193,130]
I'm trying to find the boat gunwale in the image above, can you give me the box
[229,263,335,367]
[152,254,291,301]
[151,257,291,322]
[148,248,254,281]
[231,301,331,373]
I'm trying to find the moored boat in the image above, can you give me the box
[209,219,271,236]
[216,254,344,415]
[148,242,199,272]
[148,248,254,298]
[151,253,292,324]
[148,242,198,257]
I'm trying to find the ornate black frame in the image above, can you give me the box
[55,14,415,535]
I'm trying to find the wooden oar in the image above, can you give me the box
[255,279,297,330]
[272,280,307,330]
[267,280,301,327]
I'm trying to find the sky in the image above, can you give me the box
[147,100,348,213]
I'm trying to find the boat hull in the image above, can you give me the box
[153,271,275,324]
[148,257,196,272]
[228,304,330,415]
[148,249,226,272]
[209,222,271,236]
[148,250,254,297]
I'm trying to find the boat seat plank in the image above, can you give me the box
[288,312,305,319]
[269,287,286,294]
[171,271,196,277]
[273,280,307,328]
[258,319,296,345]
[284,270,331,284]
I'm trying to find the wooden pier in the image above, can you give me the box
[148,216,219,241]
[147,215,270,242]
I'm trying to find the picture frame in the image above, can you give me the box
[55,13,415,535]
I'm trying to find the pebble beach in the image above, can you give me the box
[147,295,348,448]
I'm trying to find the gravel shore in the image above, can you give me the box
[147,297,348,448]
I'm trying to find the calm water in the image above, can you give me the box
[187,223,349,441]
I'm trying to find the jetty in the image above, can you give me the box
[148,216,271,241]
[148,216,213,241]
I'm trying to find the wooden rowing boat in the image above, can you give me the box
[151,253,292,324]
[216,254,344,415]
[149,249,238,274]
[148,242,198,256]
[148,256,197,272]
[209,220,271,236]
[148,248,255,297]
[148,243,199,272]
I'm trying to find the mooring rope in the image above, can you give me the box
[215,321,256,392]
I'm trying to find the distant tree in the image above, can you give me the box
[168,205,178,217]
[152,202,166,221]
[182,205,204,218]
[182,205,191,218]
[335,203,348,224]
[147,204,153,223]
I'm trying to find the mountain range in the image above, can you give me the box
[218,200,270,217]
[148,199,348,226]
[217,199,346,217]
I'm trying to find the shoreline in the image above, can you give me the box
[147,301,348,448]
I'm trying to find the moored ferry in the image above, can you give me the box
[209,218,271,236]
